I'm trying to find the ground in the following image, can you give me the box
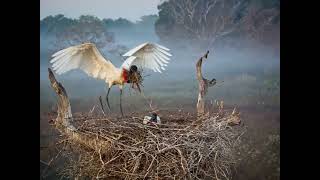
[40,102,279,180]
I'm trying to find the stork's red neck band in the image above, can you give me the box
[122,68,129,82]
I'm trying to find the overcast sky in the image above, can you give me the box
[40,0,162,22]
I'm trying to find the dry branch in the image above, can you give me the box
[48,68,75,131]
[196,51,216,116]
[48,68,243,180]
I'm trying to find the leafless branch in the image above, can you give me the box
[48,66,243,179]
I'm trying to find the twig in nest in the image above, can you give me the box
[89,105,96,114]
[57,110,243,179]
[128,69,144,93]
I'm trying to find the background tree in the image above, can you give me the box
[155,0,279,50]
[136,15,159,27]
[42,15,129,58]
[103,18,134,29]
[40,14,75,35]
[54,15,115,50]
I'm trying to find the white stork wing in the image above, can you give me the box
[50,43,118,81]
[121,42,172,73]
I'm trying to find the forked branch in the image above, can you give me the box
[47,67,242,180]
[196,51,216,116]
[48,68,76,131]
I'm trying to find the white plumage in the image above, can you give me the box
[50,42,171,86]
[50,42,172,116]
[51,43,120,85]
[121,42,171,73]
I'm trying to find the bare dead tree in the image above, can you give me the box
[158,0,248,47]
[48,68,111,151]
[196,51,216,116]
[47,67,243,179]
[241,5,280,42]
[48,68,75,131]
[157,0,279,50]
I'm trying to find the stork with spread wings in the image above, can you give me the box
[50,42,172,116]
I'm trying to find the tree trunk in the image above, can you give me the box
[196,51,216,116]
[48,68,76,131]
[48,68,110,151]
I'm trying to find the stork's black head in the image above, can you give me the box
[128,65,142,93]
[150,112,158,122]
[151,112,157,118]
[130,65,138,73]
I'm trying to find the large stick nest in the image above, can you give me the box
[56,107,243,180]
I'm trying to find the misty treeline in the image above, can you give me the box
[40,0,280,109]
[156,0,279,53]
[41,0,279,54]
[40,14,159,56]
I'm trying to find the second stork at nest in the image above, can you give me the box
[50,42,172,116]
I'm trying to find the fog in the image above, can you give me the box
[40,1,280,179]
[40,20,279,113]
[40,0,280,113]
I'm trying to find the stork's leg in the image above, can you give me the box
[99,96,106,115]
[105,87,111,111]
[119,89,124,117]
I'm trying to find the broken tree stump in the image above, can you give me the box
[196,51,217,116]
[47,68,243,179]
[48,68,75,131]
[48,68,111,152]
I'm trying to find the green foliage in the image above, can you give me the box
[102,15,158,30]
[40,14,75,34]
[103,17,134,28]
[40,15,116,51]
[137,15,158,26]
[155,2,176,41]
